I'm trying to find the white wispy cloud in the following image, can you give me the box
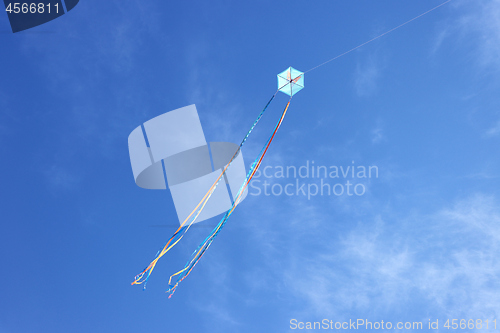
[191,257,242,331]
[371,120,385,144]
[434,0,500,70]
[260,193,500,324]
[471,0,500,68]
[431,25,451,55]
[485,120,500,137]
[354,55,381,97]
[371,127,383,144]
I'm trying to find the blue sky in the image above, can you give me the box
[1,0,500,332]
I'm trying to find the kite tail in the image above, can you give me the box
[131,91,279,288]
[166,97,293,297]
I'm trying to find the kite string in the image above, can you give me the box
[133,0,452,290]
[304,0,453,74]
[166,97,293,297]
[131,89,280,288]
[138,0,454,294]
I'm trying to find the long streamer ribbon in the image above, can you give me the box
[132,90,281,288]
[166,97,293,297]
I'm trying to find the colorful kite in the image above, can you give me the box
[130,67,304,297]
[278,67,304,96]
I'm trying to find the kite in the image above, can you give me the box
[278,67,304,96]
[130,67,304,297]
[130,0,452,297]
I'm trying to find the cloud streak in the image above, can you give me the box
[269,193,500,324]
[485,121,500,137]
[354,55,381,97]
[434,0,500,70]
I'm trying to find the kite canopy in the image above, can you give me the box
[277,67,304,96]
